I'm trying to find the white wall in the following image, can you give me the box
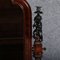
[28,0,60,60]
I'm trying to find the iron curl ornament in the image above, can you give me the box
[32,6,46,60]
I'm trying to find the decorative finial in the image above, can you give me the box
[34,6,43,14]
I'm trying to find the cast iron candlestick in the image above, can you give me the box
[32,6,46,60]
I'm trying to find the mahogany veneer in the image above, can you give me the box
[0,0,32,60]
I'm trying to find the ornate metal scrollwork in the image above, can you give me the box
[32,6,46,60]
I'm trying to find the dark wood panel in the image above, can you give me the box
[0,0,32,60]
[0,38,23,44]
[0,0,24,60]
[0,1,24,38]
[0,44,23,60]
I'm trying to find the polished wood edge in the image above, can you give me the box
[12,0,32,60]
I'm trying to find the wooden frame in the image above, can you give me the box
[12,0,32,60]
[0,0,32,60]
